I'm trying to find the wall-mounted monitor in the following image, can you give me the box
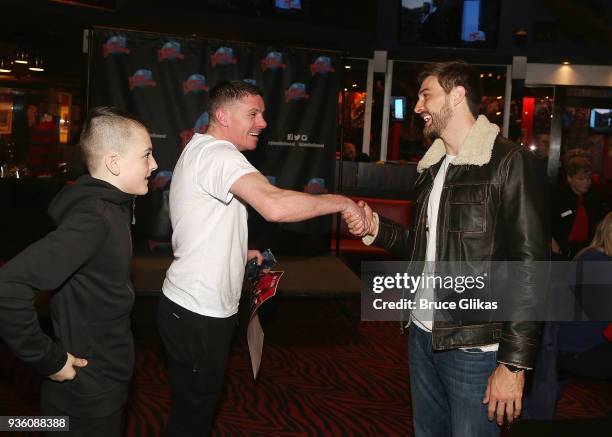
[589,108,612,133]
[399,0,501,48]
[391,96,407,121]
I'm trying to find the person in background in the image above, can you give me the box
[342,141,370,162]
[559,211,612,379]
[524,212,612,419]
[342,141,357,161]
[27,104,61,177]
[552,156,604,259]
[534,133,550,159]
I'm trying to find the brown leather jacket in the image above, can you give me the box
[372,116,550,368]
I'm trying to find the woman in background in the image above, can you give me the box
[552,156,604,259]
[524,212,612,419]
[557,211,612,380]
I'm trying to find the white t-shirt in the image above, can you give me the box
[162,134,258,317]
[412,154,455,331]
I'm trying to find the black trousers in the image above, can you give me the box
[157,294,236,437]
[41,400,124,437]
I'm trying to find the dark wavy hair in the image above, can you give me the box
[418,60,483,118]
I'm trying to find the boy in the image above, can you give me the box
[0,106,157,436]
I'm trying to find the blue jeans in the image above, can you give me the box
[409,324,500,437]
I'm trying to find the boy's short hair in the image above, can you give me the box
[208,81,263,123]
[565,156,592,177]
[80,106,148,171]
[418,60,483,118]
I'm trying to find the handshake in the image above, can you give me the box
[341,200,378,238]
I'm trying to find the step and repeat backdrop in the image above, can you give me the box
[89,28,341,254]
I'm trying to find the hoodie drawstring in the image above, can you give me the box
[132,198,136,225]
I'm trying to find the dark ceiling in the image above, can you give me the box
[0,0,610,83]
[0,0,378,80]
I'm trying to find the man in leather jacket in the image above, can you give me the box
[345,61,549,436]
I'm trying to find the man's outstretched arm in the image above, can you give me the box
[230,172,369,234]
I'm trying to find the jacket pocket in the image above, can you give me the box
[448,185,487,233]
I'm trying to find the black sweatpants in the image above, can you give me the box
[157,294,236,437]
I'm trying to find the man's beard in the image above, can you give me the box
[423,96,452,140]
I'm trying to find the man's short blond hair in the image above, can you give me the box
[80,106,147,171]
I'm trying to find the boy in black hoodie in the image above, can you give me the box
[0,107,157,436]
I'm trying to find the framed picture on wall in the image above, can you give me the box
[0,93,13,134]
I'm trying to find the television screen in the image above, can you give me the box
[275,0,302,10]
[589,108,612,133]
[399,0,500,48]
[391,96,407,121]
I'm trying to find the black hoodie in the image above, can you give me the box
[0,175,136,417]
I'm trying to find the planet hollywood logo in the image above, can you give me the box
[210,47,237,67]
[276,0,302,10]
[194,112,210,133]
[179,112,210,149]
[183,74,209,95]
[128,69,157,90]
[157,41,185,62]
[150,170,173,190]
[261,51,286,72]
[303,178,328,194]
[243,78,257,86]
[285,83,310,102]
[310,56,335,76]
[102,36,130,57]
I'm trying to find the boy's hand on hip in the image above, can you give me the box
[49,352,88,382]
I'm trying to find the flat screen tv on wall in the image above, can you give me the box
[589,108,612,134]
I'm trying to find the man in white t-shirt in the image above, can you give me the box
[345,61,548,436]
[158,80,369,436]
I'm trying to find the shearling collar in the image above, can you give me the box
[417,115,500,173]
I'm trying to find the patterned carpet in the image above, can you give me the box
[1,299,611,436]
